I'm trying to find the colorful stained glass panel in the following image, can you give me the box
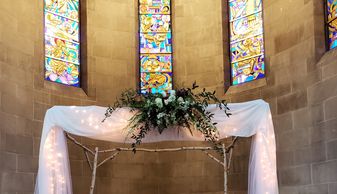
[139,0,170,14]
[45,12,79,42]
[45,36,80,64]
[327,0,337,22]
[228,0,265,85]
[229,0,262,21]
[140,32,172,54]
[139,0,172,94]
[140,54,172,72]
[140,0,171,5]
[230,35,264,62]
[45,58,80,86]
[328,19,337,49]
[44,0,80,87]
[140,15,171,33]
[45,0,79,21]
[327,1,337,50]
[230,12,263,43]
[140,72,172,94]
[139,5,170,15]
[231,55,265,85]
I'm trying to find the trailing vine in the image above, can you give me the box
[103,82,231,154]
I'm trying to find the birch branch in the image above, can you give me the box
[97,152,120,168]
[66,133,95,155]
[225,137,239,153]
[99,146,215,153]
[89,147,98,194]
[203,151,225,167]
[84,150,93,170]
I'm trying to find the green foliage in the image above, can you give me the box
[103,82,231,153]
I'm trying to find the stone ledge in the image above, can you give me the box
[226,78,267,95]
[317,48,337,67]
[43,80,89,98]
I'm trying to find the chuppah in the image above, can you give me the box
[34,97,278,194]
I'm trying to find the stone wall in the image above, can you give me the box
[0,0,138,193]
[1,0,337,194]
[225,0,337,193]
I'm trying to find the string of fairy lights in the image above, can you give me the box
[41,107,277,193]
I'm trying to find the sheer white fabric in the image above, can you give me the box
[35,99,278,194]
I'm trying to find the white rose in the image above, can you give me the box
[170,90,176,96]
[168,95,176,102]
[177,97,184,103]
[155,98,163,108]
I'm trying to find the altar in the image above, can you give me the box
[34,99,278,194]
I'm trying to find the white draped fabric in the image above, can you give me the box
[35,99,279,194]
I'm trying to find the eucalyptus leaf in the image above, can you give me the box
[103,82,231,154]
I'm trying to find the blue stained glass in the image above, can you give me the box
[230,12,263,43]
[231,55,265,85]
[140,54,172,72]
[139,0,171,15]
[327,0,337,50]
[44,0,80,87]
[140,32,172,54]
[230,35,264,62]
[139,0,172,94]
[45,58,80,87]
[140,14,171,33]
[45,0,79,21]
[229,0,265,85]
[327,0,337,22]
[141,72,172,94]
[229,0,262,21]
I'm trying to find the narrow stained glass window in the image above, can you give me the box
[139,0,173,94]
[228,0,265,85]
[44,0,80,87]
[327,0,337,50]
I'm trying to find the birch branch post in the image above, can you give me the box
[89,147,98,194]
[65,133,238,194]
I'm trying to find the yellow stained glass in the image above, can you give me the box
[139,0,172,94]
[44,0,80,87]
[229,0,265,85]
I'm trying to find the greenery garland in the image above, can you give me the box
[103,82,231,153]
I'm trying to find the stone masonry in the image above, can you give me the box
[0,0,337,194]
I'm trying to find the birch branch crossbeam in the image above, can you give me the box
[65,132,239,194]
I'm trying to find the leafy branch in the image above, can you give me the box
[103,82,231,154]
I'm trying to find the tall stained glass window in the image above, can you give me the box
[326,0,337,50]
[139,0,173,94]
[44,0,80,87]
[229,0,265,85]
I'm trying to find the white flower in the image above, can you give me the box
[177,97,184,103]
[164,99,169,105]
[182,104,189,111]
[168,95,176,102]
[157,113,166,119]
[155,98,163,108]
[170,90,176,96]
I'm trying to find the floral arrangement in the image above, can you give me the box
[103,82,231,152]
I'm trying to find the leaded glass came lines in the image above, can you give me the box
[44,0,80,87]
[327,0,337,50]
[229,0,265,85]
[139,0,173,94]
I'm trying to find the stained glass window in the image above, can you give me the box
[139,0,173,94]
[44,0,80,87]
[327,0,337,50]
[228,0,265,85]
